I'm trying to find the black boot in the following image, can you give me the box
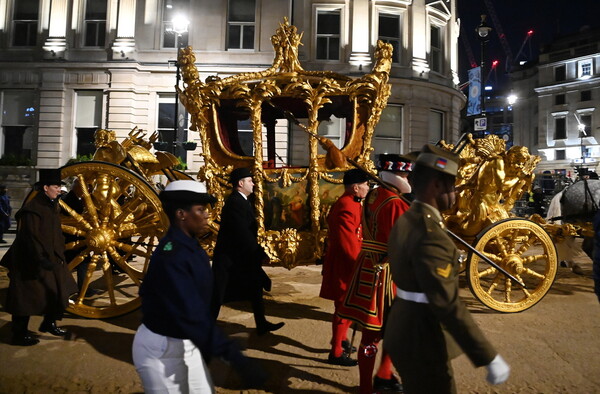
[252,295,284,336]
[11,315,39,346]
[39,317,68,336]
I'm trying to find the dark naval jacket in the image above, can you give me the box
[140,226,245,364]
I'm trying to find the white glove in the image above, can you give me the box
[486,354,510,385]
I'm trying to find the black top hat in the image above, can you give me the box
[37,168,65,186]
[377,153,414,172]
[343,168,370,185]
[230,167,253,184]
[159,180,217,205]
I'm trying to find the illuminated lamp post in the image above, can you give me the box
[172,15,189,156]
[476,15,493,114]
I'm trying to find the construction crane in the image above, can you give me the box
[514,30,534,65]
[460,20,478,69]
[482,0,514,73]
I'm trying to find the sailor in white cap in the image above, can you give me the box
[132,180,266,392]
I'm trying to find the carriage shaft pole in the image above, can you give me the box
[446,229,528,289]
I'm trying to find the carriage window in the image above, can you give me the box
[237,119,254,156]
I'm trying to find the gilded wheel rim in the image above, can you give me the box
[60,162,168,318]
[467,218,558,312]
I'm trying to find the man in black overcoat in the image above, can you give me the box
[1,169,77,346]
[210,167,284,335]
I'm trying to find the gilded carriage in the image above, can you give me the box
[177,18,392,268]
[53,19,392,318]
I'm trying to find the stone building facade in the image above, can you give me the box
[0,0,464,190]
[512,26,600,177]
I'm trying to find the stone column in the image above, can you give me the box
[111,0,137,60]
[348,0,371,67]
[42,0,69,59]
[411,0,429,77]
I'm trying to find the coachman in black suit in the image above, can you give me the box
[210,167,284,336]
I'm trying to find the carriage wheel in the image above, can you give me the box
[466,218,558,313]
[59,161,168,318]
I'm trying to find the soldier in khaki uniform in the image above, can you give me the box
[383,144,510,393]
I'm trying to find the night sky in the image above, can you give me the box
[456,0,600,88]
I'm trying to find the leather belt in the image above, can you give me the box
[396,287,429,304]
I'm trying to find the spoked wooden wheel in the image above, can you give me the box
[466,218,558,313]
[59,161,168,318]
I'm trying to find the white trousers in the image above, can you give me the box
[132,324,214,394]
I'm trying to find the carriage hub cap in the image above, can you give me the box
[87,228,116,252]
[503,254,524,275]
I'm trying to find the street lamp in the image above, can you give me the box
[171,15,189,158]
[476,14,492,114]
[507,91,517,106]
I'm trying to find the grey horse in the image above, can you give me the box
[560,179,600,224]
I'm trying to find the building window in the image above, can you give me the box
[554,117,566,140]
[12,0,38,46]
[227,0,256,50]
[581,90,592,101]
[554,65,566,81]
[430,24,443,73]
[162,0,189,48]
[555,149,566,160]
[428,110,444,143]
[75,91,103,157]
[554,94,565,105]
[84,0,107,47]
[316,9,341,60]
[372,105,402,158]
[580,114,592,136]
[378,13,401,64]
[578,59,592,79]
[157,95,176,153]
[1,90,36,161]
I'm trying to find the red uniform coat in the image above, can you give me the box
[338,187,409,329]
[319,191,363,302]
